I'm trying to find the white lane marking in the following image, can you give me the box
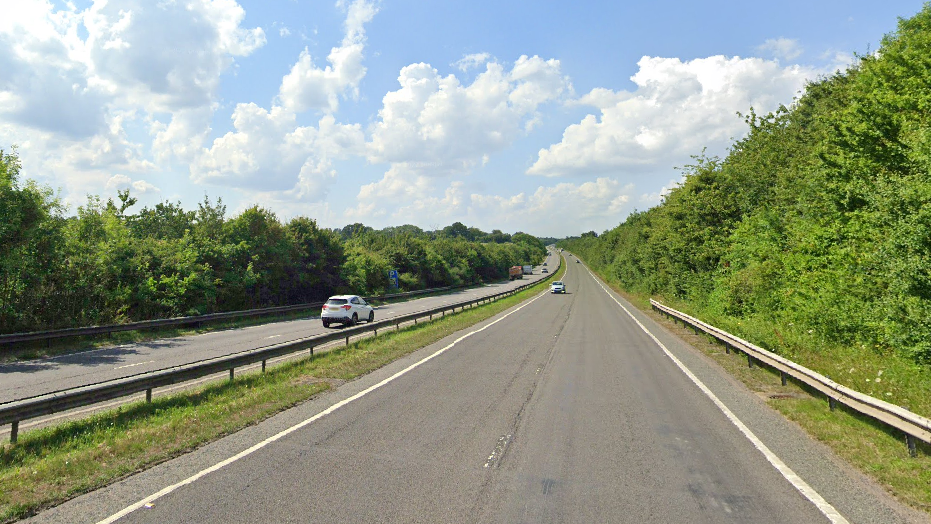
[96,287,551,524]
[114,361,155,370]
[266,335,281,340]
[586,270,848,524]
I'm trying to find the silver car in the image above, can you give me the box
[550,281,565,294]
[322,295,374,327]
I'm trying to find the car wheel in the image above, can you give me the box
[351,313,358,325]
[368,311,375,323]
[323,320,330,328]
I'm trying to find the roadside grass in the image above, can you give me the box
[584,267,931,514]
[0,282,492,364]
[0,262,563,523]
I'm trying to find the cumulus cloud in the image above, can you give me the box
[757,38,803,61]
[193,106,364,200]
[106,174,161,194]
[0,2,108,139]
[84,0,266,112]
[0,0,266,208]
[277,0,377,113]
[529,55,816,177]
[192,0,377,203]
[455,52,491,71]
[367,55,571,176]
[469,178,632,235]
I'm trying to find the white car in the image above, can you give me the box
[322,295,374,327]
[550,281,566,294]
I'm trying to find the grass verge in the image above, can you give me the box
[0,263,563,523]
[584,265,931,514]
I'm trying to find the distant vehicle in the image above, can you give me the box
[522,265,533,275]
[551,281,566,294]
[543,262,547,266]
[576,259,580,263]
[509,266,523,280]
[542,268,548,273]
[322,295,374,327]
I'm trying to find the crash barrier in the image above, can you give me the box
[651,299,931,457]
[0,256,560,443]
[0,284,479,353]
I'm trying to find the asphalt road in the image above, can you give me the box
[0,251,559,405]
[26,255,925,523]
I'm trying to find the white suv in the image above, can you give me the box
[550,281,566,294]
[322,295,374,327]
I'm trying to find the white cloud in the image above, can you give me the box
[455,52,491,71]
[638,177,683,208]
[0,1,109,139]
[0,0,265,208]
[192,0,377,204]
[757,38,803,61]
[84,0,266,113]
[193,106,364,201]
[277,0,377,113]
[469,178,632,235]
[106,173,160,194]
[529,55,816,177]
[279,27,291,38]
[367,55,571,176]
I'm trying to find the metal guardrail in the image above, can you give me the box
[651,299,931,456]
[0,256,560,443]
[0,284,473,351]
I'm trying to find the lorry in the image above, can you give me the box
[522,265,533,275]
[509,266,523,280]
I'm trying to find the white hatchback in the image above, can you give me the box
[322,295,374,327]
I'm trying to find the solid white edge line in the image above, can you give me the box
[585,268,849,524]
[95,285,554,524]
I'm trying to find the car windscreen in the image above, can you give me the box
[326,298,348,305]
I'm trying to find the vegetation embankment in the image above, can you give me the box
[559,5,931,510]
[0,149,545,335]
[0,257,564,523]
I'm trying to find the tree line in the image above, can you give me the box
[0,151,545,334]
[560,5,931,364]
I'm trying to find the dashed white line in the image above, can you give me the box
[586,269,848,524]
[114,360,155,370]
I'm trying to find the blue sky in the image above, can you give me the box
[1,0,925,237]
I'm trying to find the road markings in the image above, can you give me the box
[587,270,849,524]
[266,335,281,340]
[96,286,552,524]
[484,434,513,468]
[114,361,155,370]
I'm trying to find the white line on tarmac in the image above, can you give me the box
[95,287,552,524]
[114,361,155,370]
[586,269,848,524]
